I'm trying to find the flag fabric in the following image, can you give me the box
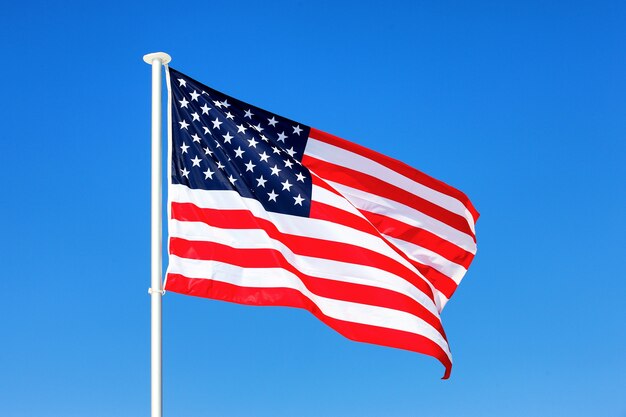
[164,67,478,378]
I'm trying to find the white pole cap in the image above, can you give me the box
[143,52,172,65]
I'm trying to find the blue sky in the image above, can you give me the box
[1,1,625,416]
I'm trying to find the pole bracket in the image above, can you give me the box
[148,288,166,296]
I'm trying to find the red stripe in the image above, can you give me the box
[311,173,472,300]
[169,237,447,339]
[165,274,452,379]
[304,154,476,240]
[171,202,436,303]
[308,127,479,223]
[362,211,475,269]
[310,200,385,237]
[309,200,460,299]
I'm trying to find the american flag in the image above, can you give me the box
[165,67,478,378]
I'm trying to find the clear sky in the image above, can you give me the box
[1,1,625,416]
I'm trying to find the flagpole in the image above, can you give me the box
[143,51,171,417]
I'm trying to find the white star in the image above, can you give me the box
[277,132,287,142]
[201,104,211,114]
[295,172,306,182]
[216,161,225,170]
[180,167,189,178]
[223,132,234,144]
[225,112,235,120]
[247,137,258,148]
[270,165,281,176]
[293,125,303,135]
[259,151,270,162]
[203,126,212,135]
[179,120,189,130]
[281,179,293,191]
[252,123,263,132]
[236,124,248,134]
[228,175,237,185]
[178,78,186,87]
[293,194,304,206]
[180,142,189,154]
[284,159,294,169]
[267,116,278,127]
[191,155,202,167]
[271,146,281,155]
[234,146,245,158]
[285,147,296,157]
[192,133,202,143]
[213,100,223,108]
[179,97,189,108]
[214,140,221,148]
[222,99,231,108]
[267,190,278,202]
[191,112,200,122]
[244,109,254,118]
[256,175,267,187]
[212,118,223,129]
[203,147,213,156]
[245,160,256,172]
[204,168,215,179]
[260,134,269,142]
[190,90,200,101]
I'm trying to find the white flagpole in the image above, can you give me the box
[143,51,171,417]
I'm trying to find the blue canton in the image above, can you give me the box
[169,68,312,217]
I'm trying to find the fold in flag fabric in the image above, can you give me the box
[165,67,479,379]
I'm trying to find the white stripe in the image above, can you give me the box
[305,137,476,234]
[168,255,452,361]
[170,184,438,284]
[325,181,477,254]
[312,181,468,296]
[310,177,364,217]
[315,180,470,284]
[170,219,441,317]
[435,292,450,310]
[384,235,468,285]
[313,180,458,311]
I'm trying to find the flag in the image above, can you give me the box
[164,67,479,378]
